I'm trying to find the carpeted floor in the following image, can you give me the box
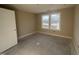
[3,33,71,55]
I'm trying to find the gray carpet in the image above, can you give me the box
[4,33,71,55]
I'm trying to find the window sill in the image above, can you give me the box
[50,29,60,32]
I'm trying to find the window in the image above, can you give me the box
[41,15,49,29]
[50,13,60,30]
[41,13,60,31]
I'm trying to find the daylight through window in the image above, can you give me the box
[41,13,60,31]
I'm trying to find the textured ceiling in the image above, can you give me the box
[8,4,74,13]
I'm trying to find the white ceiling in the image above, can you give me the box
[9,4,75,13]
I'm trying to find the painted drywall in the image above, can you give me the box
[15,11,36,38]
[0,6,36,39]
[8,4,74,13]
[36,7,74,38]
[73,5,79,54]
[0,5,74,39]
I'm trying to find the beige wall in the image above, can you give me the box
[36,7,74,38]
[0,5,75,39]
[72,5,79,54]
[0,5,37,39]
[15,11,36,37]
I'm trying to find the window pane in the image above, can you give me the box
[42,15,49,29]
[50,13,60,30]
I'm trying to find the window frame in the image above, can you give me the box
[41,12,61,31]
[41,14,50,30]
[50,12,61,31]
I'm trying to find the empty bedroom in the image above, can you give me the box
[0,4,79,55]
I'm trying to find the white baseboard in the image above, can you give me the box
[18,32,36,39]
[18,31,72,39]
[38,32,72,39]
